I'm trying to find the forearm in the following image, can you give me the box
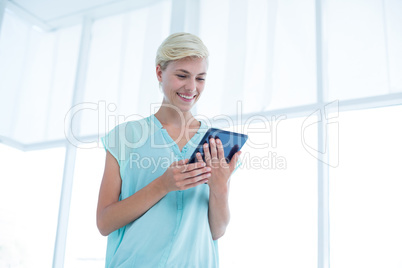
[97,176,168,236]
[208,186,230,240]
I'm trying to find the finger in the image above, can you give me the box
[180,172,211,189]
[203,142,212,165]
[209,138,218,159]
[183,166,211,180]
[171,158,188,169]
[180,161,206,173]
[229,143,239,158]
[229,151,242,172]
[196,152,204,163]
[177,158,188,165]
[216,138,225,160]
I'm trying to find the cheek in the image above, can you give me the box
[195,86,205,101]
[197,84,205,94]
[162,78,177,94]
[166,77,183,90]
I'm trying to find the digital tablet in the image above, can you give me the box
[188,128,248,164]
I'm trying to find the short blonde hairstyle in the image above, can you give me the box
[155,32,209,70]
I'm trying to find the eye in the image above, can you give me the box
[176,74,186,79]
[197,77,205,81]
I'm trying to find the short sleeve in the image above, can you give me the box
[101,125,122,166]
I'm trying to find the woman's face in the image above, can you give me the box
[156,57,208,113]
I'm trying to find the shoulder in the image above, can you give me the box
[108,115,159,147]
[109,116,152,135]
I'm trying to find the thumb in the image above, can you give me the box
[170,158,188,169]
[229,151,242,171]
[176,158,189,166]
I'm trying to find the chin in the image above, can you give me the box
[178,105,193,113]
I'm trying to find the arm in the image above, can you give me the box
[97,151,210,236]
[96,151,167,236]
[200,138,241,240]
[208,181,230,240]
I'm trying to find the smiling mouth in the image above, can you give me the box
[177,93,196,100]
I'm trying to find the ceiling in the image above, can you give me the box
[6,0,165,31]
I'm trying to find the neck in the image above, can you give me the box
[154,104,197,128]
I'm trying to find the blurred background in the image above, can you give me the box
[0,0,401,267]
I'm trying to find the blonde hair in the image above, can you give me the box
[155,32,209,70]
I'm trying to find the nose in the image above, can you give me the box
[185,77,196,92]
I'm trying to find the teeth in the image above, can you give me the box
[178,93,195,100]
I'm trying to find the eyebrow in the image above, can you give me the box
[176,69,206,76]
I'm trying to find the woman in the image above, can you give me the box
[97,32,241,268]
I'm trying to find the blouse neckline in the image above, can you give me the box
[150,114,204,155]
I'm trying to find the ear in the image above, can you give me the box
[156,65,163,83]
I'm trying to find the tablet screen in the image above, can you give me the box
[188,128,248,164]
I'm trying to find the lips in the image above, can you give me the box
[177,92,196,101]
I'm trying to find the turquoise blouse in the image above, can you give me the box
[101,114,220,268]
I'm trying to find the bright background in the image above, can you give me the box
[0,0,402,267]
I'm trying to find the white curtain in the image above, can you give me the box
[0,0,171,147]
[1,0,402,267]
[1,0,402,149]
[0,13,79,146]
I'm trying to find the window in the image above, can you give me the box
[330,105,402,268]
[219,117,318,267]
[0,144,64,267]
[64,146,107,268]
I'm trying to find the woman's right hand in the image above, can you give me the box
[160,159,211,192]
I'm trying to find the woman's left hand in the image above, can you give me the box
[196,138,241,194]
